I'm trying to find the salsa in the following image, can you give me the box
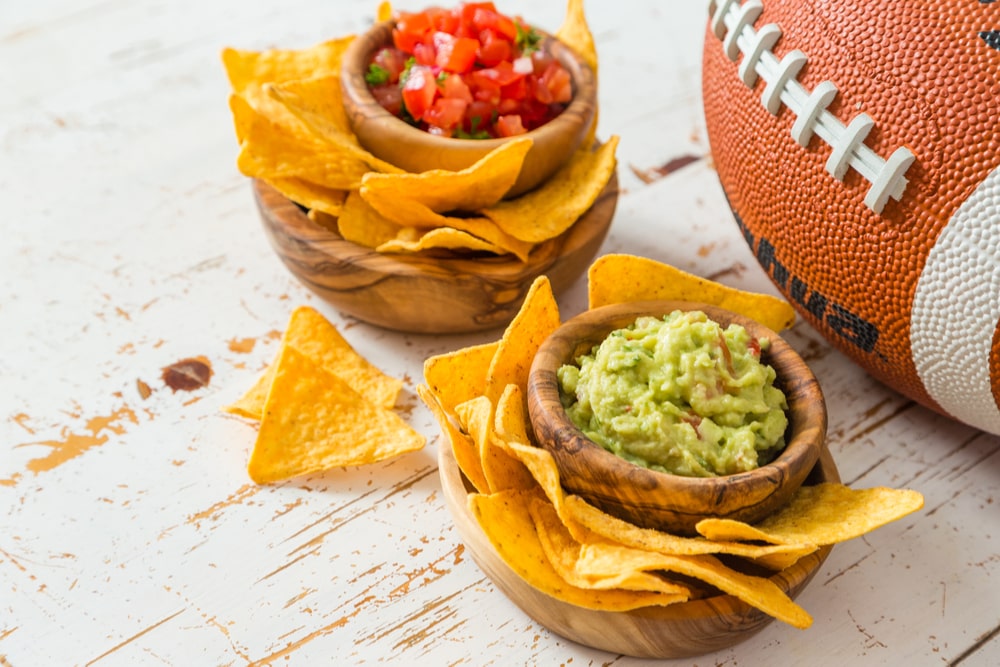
[366,2,574,139]
[557,311,789,478]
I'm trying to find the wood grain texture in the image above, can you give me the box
[340,21,597,197]
[438,435,838,658]
[253,174,617,334]
[527,301,826,535]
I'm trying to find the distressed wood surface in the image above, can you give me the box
[1,1,998,665]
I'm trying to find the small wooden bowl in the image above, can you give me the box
[340,21,597,198]
[438,433,839,658]
[253,175,617,334]
[527,301,827,535]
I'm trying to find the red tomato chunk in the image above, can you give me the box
[365,2,573,139]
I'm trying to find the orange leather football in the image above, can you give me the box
[702,0,1000,434]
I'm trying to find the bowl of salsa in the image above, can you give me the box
[340,2,597,197]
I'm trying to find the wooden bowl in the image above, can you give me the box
[340,21,597,198]
[527,301,827,535]
[438,433,839,658]
[252,174,617,334]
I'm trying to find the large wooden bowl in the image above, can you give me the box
[253,175,617,334]
[438,437,838,658]
[527,301,827,535]
[340,21,597,198]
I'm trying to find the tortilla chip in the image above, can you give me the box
[482,137,618,243]
[247,346,424,483]
[224,306,402,419]
[423,341,500,415]
[529,498,690,597]
[418,385,489,494]
[361,138,532,219]
[222,37,354,95]
[484,276,561,404]
[377,226,514,258]
[267,78,403,174]
[571,536,813,628]
[456,394,536,494]
[556,0,597,76]
[336,189,406,248]
[696,483,925,546]
[587,254,798,332]
[376,2,392,22]
[469,488,685,611]
[562,494,817,562]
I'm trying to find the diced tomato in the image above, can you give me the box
[368,2,572,138]
[499,77,528,102]
[472,8,517,40]
[412,42,436,66]
[433,32,479,73]
[459,2,497,26]
[540,62,573,104]
[370,83,403,117]
[424,97,469,132]
[401,64,439,120]
[393,11,433,52]
[476,29,512,67]
[440,73,473,103]
[372,47,407,82]
[424,6,459,34]
[495,114,526,137]
[471,61,524,88]
[464,99,495,130]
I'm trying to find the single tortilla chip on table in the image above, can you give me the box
[246,345,424,484]
[225,305,402,419]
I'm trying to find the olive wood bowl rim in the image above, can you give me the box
[527,300,827,533]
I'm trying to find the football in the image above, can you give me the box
[701,0,1000,434]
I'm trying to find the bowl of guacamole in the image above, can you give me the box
[527,300,826,535]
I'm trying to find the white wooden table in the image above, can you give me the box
[3,1,998,664]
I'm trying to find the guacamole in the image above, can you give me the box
[557,310,788,477]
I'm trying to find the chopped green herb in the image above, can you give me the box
[365,63,390,86]
[515,23,542,56]
[398,56,417,86]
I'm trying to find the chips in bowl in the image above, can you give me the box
[222,0,616,260]
[420,254,924,628]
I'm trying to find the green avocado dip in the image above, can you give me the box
[557,310,788,478]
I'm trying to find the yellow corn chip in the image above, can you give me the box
[456,394,536,494]
[360,138,532,219]
[484,276,561,404]
[267,78,403,174]
[587,253,798,332]
[247,346,424,483]
[376,2,393,22]
[556,0,598,76]
[222,37,354,95]
[377,226,513,258]
[230,91,369,192]
[418,385,489,494]
[224,306,402,419]
[696,483,925,546]
[337,189,406,248]
[423,341,500,415]
[572,536,813,628]
[529,498,690,597]
[562,494,817,562]
[468,488,685,611]
[482,137,619,243]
